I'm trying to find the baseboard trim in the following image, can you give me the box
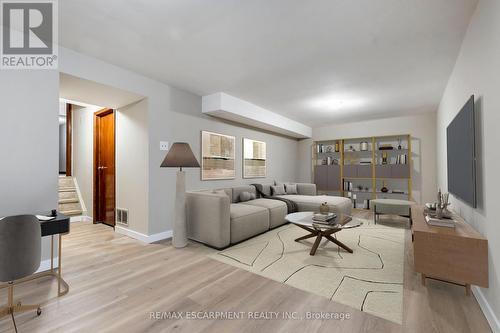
[473,286,500,333]
[36,257,59,273]
[115,226,172,244]
[70,215,92,223]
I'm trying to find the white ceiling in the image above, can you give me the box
[59,0,477,126]
[60,73,144,109]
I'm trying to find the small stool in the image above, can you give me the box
[371,199,414,225]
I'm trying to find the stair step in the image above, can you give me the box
[59,190,78,199]
[60,210,83,217]
[59,202,82,212]
[58,176,83,217]
[59,187,77,192]
[59,198,79,204]
[58,177,75,188]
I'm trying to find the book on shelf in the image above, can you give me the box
[343,181,353,191]
[390,190,406,194]
[317,144,336,154]
[396,154,407,164]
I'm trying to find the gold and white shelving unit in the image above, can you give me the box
[312,134,412,209]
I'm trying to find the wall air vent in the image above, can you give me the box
[116,208,129,226]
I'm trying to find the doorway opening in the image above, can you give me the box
[57,102,116,227]
[59,72,146,232]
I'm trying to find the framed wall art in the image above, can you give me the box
[201,131,236,180]
[243,138,266,178]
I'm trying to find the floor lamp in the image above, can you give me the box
[160,142,200,248]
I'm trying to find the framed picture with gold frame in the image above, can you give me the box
[201,131,236,180]
[243,138,266,178]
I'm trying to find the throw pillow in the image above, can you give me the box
[271,184,286,196]
[285,183,298,194]
[239,191,256,202]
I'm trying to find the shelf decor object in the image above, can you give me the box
[161,142,200,248]
[382,152,388,164]
[201,131,235,180]
[243,138,266,178]
[312,134,412,207]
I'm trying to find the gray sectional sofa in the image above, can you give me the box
[186,182,352,249]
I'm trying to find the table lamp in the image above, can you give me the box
[160,142,200,248]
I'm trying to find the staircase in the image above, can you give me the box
[58,176,83,216]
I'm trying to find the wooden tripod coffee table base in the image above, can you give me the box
[294,224,353,256]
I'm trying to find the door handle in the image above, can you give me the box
[98,166,108,170]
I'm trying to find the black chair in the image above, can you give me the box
[0,215,42,332]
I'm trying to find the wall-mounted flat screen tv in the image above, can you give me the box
[446,95,476,207]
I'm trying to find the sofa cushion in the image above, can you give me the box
[212,189,230,200]
[229,204,270,243]
[296,183,317,196]
[232,185,256,203]
[239,191,256,202]
[276,195,352,216]
[243,199,287,228]
[211,188,233,201]
[271,184,286,196]
[285,183,298,194]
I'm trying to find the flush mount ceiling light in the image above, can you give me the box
[308,95,365,111]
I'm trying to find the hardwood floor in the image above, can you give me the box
[0,211,491,333]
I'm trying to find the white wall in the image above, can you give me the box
[59,47,299,237]
[298,113,437,204]
[72,104,102,215]
[0,70,59,262]
[116,99,149,234]
[436,0,500,329]
[148,90,299,234]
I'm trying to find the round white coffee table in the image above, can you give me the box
[286,211,363,255]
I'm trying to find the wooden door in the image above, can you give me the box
[93,109,116,227]
[66,103,73,176]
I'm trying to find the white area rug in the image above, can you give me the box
[209,218,405,323]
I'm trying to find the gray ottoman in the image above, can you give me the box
[372,199,414,225]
